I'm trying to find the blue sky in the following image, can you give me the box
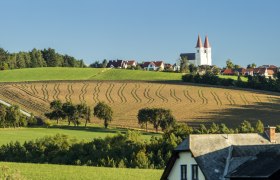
[0,0,279,67]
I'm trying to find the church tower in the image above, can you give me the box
[204,36,212,65]
[195,35,204,66]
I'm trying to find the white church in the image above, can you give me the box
[180,35,212,66]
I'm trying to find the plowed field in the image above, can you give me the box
[1,81,279,128]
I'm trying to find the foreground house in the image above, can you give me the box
[161,127,280,180]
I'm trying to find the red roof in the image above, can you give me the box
[154,61,164,67]
[142,61,163,68]
[196,35,203,48]
[126,60,136,66]
[222,69,235,75]
[204,36,211,48]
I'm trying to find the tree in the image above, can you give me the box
[41,48,59,67]
[93,102,113,128]
[179,57,189,73]
[226,59,234,69]
[101,59,108,68]
[139,108,175,132]
[188,64,197,74]
[6,105,21,128]
[209,123,220,134]
[137,108,152,131]
[85,106,91,127]
[62,101,75,125]
[0,104,7,128]
[46,100,65,124]
[76,103,90,126]
[239,120,254,133]
[255,120,264,133]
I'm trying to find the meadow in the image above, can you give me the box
[0,80,279,128]
[0,126,157,146]
[0,67,183,82]
[218,75,248,82]
[0,162,163,180]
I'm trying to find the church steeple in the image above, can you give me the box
[196,35,203,48]
[204,36,211,48]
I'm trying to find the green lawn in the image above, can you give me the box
[0,126,158,146]
[0,67,182,82]
[218,75,248,82]
[0,162,163,180]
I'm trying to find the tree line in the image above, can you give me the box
[0,104,42,128]
[182,72,280,92]
[0,48,85,70]
[0,119,272,169]
[46,100,113,128]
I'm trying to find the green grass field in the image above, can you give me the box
[0,162,163,180]
[0,67,182,82]
[218,75,248,82]
[0,126,158,146]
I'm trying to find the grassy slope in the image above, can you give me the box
[0,162,163,180]
[0,126,157,146]
[0,67,182,82]
[218,75,248,82]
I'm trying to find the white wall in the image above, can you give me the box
[168,152,205,180]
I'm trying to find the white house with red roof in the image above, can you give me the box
[142,61,164,71]
[180,35,212,66]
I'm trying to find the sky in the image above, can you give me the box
[0,0,279,67]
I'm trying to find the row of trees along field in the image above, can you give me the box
[182,72,280,92]
[46,100,113,128]
[0,48,85,70]
[0,120,273,169]
[46,100,175,132]
[0,104,41,128]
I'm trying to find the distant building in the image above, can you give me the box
[161,127,280,180]
[142,61,164,71]
[180,35,212,66]
[107,60,127,69]
[126,60,137,67]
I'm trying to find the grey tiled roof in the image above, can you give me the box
[180,53,196,60]
[163,133,280,180]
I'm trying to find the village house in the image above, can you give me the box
[142,61,164,71]
[126,60,137,68]
[106,60,127,69]
[161,126,280,180]
[164,63,174,71]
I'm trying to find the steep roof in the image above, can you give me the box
[161,133,280,180]
[204,36,211,48]
[126,60,137,66]
[196,35,203,48]
[226,145,280,178]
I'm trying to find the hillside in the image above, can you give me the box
[0,80,279,128]
[0,67,182,82]
[0,162,163,180]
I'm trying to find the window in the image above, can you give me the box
[204,50,207,53]
[192,164,198,180]
[181,165,187,180]
[197,50,199,53]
